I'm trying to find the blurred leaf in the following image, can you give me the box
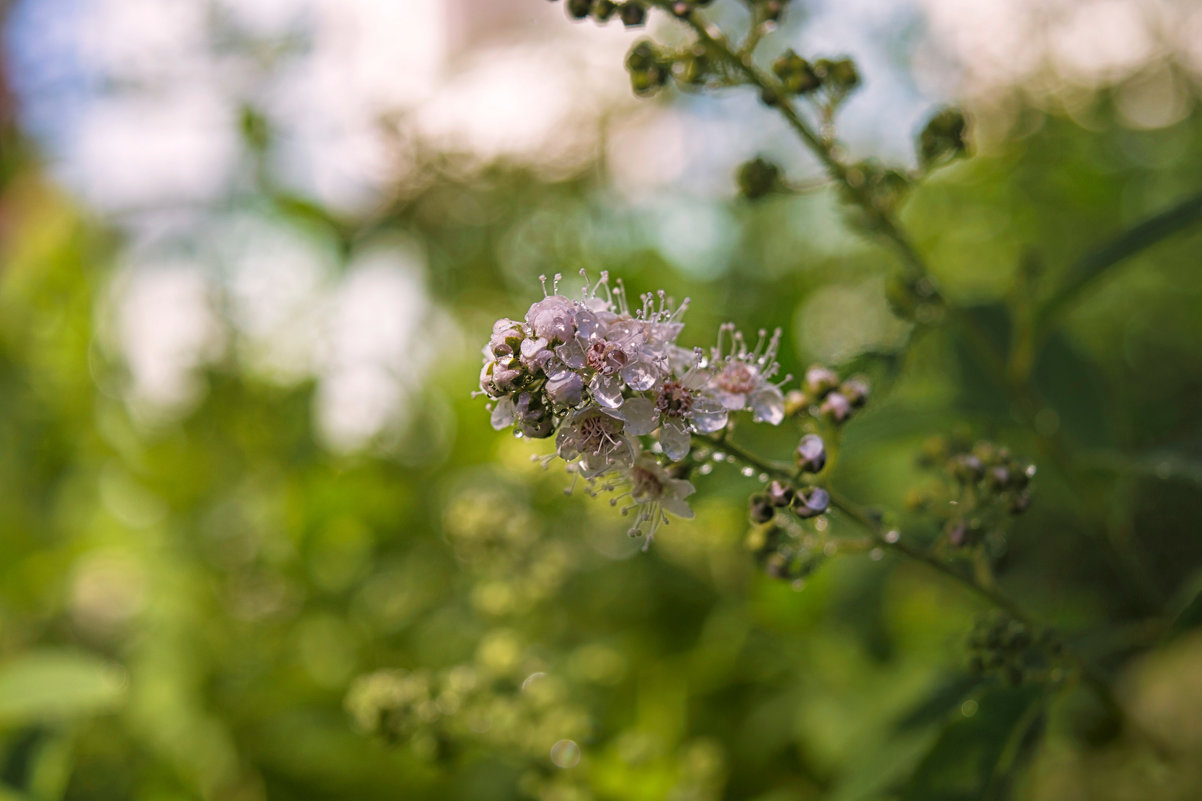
[901,686,1045,801]
[0,651,126,726]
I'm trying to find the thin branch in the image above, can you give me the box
[1037,189,1202,336]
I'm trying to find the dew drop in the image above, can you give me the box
[1025,464,1037,478]
[713,452,726,462]
[823,541,838,556]
[758,473,769,482]
[513,430,524,439]
[884,529,900,544]
[961,699,979,717]
[813,517,828,532]
[869,547,884,561]
[698,463,713,475]
[740,466,755,477]
[550,739,581,769]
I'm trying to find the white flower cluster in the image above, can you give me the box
[479,272,789,545]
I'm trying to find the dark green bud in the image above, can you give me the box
[567,0,594,20]
[592,0,618,20]
[620,1,647,27]
[736,157,782,200]
[823,58,860,92]
[918,107,968,167]
[772,50,821,94]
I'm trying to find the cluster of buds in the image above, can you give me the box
[908,437,1035,550]
[966,614,1063,687]
[558,0,649,27]
[749,522,825,582]
[764,52,859,108]
[784,365,870,425]
[479,272,791,546]
[744,433,832,581]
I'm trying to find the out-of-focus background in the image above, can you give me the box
[2,0,1202,799]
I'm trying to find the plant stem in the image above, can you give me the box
[693,432,1168,756]
[662,6,929,282]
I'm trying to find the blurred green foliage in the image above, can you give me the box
[3,22,1202,801]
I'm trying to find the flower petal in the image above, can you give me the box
[750,386,785,425]
[617,396,659,435]
[689,397,729,434]
[660,419,691,461]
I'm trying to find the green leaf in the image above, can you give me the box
[901,686,1046,801]
[0,651,127,726]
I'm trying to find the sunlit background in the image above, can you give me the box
[2,0,1202,798]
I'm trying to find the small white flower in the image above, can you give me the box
[604,453,696,549]
[611,353,728,461]
[708,324,788,425]
[555,405,638,477]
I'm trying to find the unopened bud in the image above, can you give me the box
[791,486,829,518]
[737,157,782,200]
[592,0,618,20]
[951,453,984,483]
[749,493,775,524]
[820,392,852,423]
[620,1,646,27]
[566,0,594,19]
[794,433,826,474]
[766,480,795,507]
[840,377,869,408]
[1008,491,1031,515]
[803,365,839,397]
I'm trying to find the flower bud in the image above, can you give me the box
[592,0,617,20]
[737,157,782,201]
[803,365,839,397]
[772,50,820,94]
[821,58,860,93]
[566,0,593,19]
[840,377,869,408]
[791,487,829,518]
[794,433,826,474]
[761,0,786,23]
[784,389,807,417]
[918,107,968,168]
[820,391,852,423]
[491,363,524,395]
[951,453,984,483]
[766,480,795,507]
[749,493,775,524]
[985,465,1010,491]
[1008,491,1031,516]
[620,2,646,27]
